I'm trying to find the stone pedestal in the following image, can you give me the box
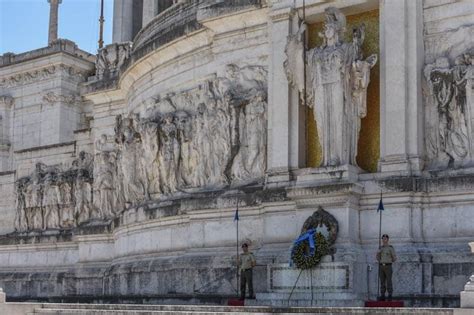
[252,262,364,307]
[460,242,474,308]
[294,165,361,185]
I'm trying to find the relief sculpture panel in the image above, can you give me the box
[14,64,268,231]
[424,51,474,169]
[14,152,95,232]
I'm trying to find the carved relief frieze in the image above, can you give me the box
[0,65,88,89]
[15,63,268,232]
[43,91,79,105]
[14,152,95,232]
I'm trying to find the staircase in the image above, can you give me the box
[22,303,456,315]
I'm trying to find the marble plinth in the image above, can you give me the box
[294,165,361,185]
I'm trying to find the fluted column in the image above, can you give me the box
[47,0,62,44]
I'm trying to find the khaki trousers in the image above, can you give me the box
[240,269,254,299]
[379,264,393,296]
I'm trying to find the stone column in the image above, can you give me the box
[0,288,4,303]
[112,0,134,42]
[142,0,158,28]
[379,0,424,174]
[47,0,62,44]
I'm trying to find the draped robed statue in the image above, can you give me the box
[285,7,377,167]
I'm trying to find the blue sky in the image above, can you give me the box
[0,0,114,55]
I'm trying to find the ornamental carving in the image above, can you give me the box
[96,42,132,79]
[301,206,338,247]
[99,63,268,208]
[0,65,88,88]
[424,51,474,169]
[15,63,268,231]
[43,91,79,105]
[14,152,95,232]
[285,7,377,167]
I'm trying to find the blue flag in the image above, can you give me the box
[234,208,239,221]
[377,197,384,212]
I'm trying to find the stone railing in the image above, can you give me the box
[0,39,95,67]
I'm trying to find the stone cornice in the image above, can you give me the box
[14,141,75,154]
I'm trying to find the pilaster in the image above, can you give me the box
[267,7,293,182]
[379,0,425,174]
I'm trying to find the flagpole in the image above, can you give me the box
[377,190,383,299]
[236,200,240,297]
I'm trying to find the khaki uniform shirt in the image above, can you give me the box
[240,252,256,271]
[377,245,396,264]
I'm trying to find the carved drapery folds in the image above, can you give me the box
[14,152,95,232]
[111,64,268,205]
[14,63,267,232]
[424,51,474,169]
[96,42,132,79]
[285,7,377,167]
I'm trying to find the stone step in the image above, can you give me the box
[25,303,455,315]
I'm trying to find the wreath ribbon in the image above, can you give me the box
[293,228,317,256]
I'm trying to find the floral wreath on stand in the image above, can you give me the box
[290,206,339,270]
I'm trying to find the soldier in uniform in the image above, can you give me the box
[238,243,256,300]
[376,234,397,300]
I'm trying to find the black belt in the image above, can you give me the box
[380,263,392,266]
[242,268,252,271]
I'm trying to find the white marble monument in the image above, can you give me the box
[0,0,473,308]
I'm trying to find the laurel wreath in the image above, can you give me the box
[291,232,330,270]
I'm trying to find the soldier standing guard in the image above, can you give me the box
[238,243,256,300]
[376,234,397,300]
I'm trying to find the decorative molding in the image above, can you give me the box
[0,96,14,108]
[0,65,89,89]
[43,91,79,105]
[14,141,75,154]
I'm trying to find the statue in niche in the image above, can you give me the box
[158,113,179,194]
[285,7,377,167]
[424,52,474,168]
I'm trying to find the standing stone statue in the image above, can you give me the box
[158,113,179,194]
[285,7,377,167]
[42,172,61,230]
[14,179,28,232]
